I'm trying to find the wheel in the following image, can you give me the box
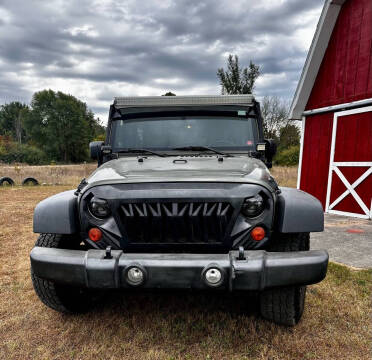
[0,176,15,186]
[31,233,93,313]
[22,177,39,186]
[259,233,310,326]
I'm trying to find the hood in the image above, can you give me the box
[84,155,275,192]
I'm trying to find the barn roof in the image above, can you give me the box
[289,0,347,120]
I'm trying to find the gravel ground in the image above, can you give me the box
[311,213,372,269]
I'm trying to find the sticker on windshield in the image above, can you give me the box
[246,140,253,145]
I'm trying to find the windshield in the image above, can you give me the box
[111,116,257,151]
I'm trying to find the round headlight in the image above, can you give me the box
[89,197,110,218]
[242,194,264,218]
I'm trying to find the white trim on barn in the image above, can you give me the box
[297,116,306,189]
[325,106,372,219]
[289,0,346,120]
[303,98,372,116]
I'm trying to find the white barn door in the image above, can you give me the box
[325,106,372,219]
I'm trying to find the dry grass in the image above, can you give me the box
[0,186,370,360]
[0,164,298,188]
[270,166,298,188]
[0,163,96,186]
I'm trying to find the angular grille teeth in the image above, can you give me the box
[189,203,203,216]
[133,204,147,217]
[148,203,161,216]
[161,203,173,216]
[178,204,189,216]
[121,202,231,217]
[122,203,134,217]
[204,203,217,216]
[219,204,231,216]
[120,201,234,245]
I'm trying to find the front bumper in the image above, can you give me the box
[30,247,328,290]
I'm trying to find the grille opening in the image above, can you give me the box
[120,201,234,244]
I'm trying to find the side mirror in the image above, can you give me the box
[264,139,277,168]
[89,141,104,160]
[264,139,277,158]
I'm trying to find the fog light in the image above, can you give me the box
[205,268,222,286]
[126,267,145,286]
[88,227,102,242]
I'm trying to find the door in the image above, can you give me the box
[325,106,372,219]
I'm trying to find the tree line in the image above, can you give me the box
[0,90,105,164]
[0,55,299,165]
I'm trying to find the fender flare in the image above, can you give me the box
[33,190,79,234]
[275,187,324,233]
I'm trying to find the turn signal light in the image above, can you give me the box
[251,226,265,241]
[89,227,102,242]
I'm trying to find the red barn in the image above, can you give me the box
[289,0,372,219]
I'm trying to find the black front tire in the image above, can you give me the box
[259,233,310,326]
[31,233,92,313]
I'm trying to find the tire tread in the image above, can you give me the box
[259,232,309,326]
[31,233,89,313]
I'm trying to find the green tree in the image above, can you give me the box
[0,102,29,143]
[278,124,300,150]
[274,145,300,166]
[89,115,106,141]
[24,90,103,163]
[217,55,260,94]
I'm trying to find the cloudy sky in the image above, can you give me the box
[0,0,324,122]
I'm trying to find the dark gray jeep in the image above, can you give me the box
[30,95,328,325]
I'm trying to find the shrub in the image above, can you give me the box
[0,141,47,165]
[274,145,300,166]
[93,134,105,142]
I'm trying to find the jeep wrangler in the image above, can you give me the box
[30,95,328,326]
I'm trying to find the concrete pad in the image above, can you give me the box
[311,213,371,269]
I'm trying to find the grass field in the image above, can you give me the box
[0,163,96,186]
[0,167,370,359]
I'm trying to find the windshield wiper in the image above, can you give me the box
[116,148,167,157]
[172,146,233,157]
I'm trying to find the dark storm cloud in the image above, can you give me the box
[0,0,324,118]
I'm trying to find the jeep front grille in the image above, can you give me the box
[120,201,234,244]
